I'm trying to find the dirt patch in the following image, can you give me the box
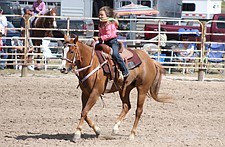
[0,71,225,147]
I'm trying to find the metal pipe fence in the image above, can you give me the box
[1,15,224,80]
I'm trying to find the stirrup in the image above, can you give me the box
[118,71,124,81]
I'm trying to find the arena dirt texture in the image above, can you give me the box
[0,71,225,147]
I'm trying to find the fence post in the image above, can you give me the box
[21,15,29,77]
[197,21,206,81]
[66,17,70,36]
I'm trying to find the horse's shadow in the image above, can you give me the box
[13,132,124,142]
[13,132,97,142]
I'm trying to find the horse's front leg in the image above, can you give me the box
[85,116,100,136]
[112,85,133,135]
[73,91,100,141]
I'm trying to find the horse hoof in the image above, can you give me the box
[112,124,120,135]
[94,126,101,137]
[71,135,81,143]
[129,134,135,140]
[72,131,81,142]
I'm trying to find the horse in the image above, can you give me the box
[31,8,57,69]
[59,35,172,141]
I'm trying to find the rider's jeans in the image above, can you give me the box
[104,38,129,76]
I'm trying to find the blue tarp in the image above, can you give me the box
[207,44,225,63]
[178,28,200,36]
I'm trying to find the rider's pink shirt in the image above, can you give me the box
[32,1,46,14]
[98,23,117,41]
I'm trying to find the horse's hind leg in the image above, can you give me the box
[73,92,100,141]
[129,87,147,139]
[112,85,134,135]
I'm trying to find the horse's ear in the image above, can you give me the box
[74,36,79,43]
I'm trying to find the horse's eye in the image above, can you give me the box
[69,44,75,47]
[70,51,74,54]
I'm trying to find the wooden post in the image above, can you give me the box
[21,15,29,77]
[197,21,206,81]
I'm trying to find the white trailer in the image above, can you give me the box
[13,0,93,18]
[182,0,222,20]
[60,0,92,18]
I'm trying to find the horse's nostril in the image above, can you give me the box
[60,67,70,74]
[60,68,66,72]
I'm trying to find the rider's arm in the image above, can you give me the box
[35,2,46,14]
[99,23,117,41]
[2,16,7,36]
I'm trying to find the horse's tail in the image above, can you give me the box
[148,60,173,103]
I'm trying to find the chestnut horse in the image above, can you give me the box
[60,35,171,141]
[32,8,57,68]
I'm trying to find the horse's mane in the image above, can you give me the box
[80,39,95,47]
[77,40,93,51]
[44,11,50,16]
[44,8,56,16]
[35,10,50,24]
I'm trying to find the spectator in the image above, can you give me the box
[0,8,8,70]
[32,0,46,15]
[20,6,34,35]
[20,6,35,70]
[176,35,195,61]
[0,7,7,43]
[143,28,167,55]
[149,28,167,48]
[175,35,196,74]
[0,30,8,70]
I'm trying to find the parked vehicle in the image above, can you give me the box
[144,14,225,43]
[182,0,222,20]
[0,1,22,28]
[53,19,94,38]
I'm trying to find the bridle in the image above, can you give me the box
[63,43,80,64]
[61,42,108,83]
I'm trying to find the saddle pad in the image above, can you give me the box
[95,49,142,74]
[126,49,142,69]
[120,48,133,60]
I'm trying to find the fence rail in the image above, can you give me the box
[0,15,224,80]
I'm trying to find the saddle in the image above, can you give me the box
[95,43,142,80]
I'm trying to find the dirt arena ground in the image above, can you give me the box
[0,70,225,147]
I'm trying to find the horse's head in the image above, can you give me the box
[59,35,79,74]
[44,8,57,28]
[33,8,57,39]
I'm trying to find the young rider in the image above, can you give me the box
[94,6,129,79]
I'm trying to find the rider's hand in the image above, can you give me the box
[99,37,102,42]
[93,36,99,41]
